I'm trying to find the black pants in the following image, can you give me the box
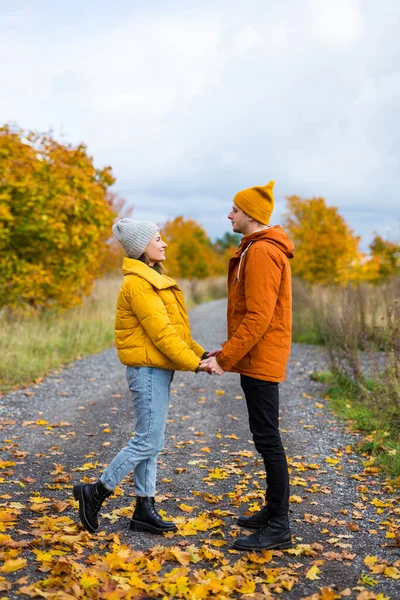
[241,375,290,517]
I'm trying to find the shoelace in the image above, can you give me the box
[149,499,161,519]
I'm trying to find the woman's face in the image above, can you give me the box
[145,230,167,265]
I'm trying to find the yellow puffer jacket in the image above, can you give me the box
[115,258,205,371]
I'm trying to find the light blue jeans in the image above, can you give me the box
[100,366,174,497]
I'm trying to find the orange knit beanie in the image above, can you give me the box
[233,180,275,225]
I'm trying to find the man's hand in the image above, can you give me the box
[206,348,222,357]
[197,361,213,374]
[199,356,225,376]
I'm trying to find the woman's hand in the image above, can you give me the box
[199,356,225,376]
[196,362,212,374]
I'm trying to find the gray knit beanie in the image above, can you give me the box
[112,219,159,259]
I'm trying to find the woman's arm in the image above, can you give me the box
[129,281,201,371]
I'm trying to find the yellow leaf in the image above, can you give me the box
[200,447,211,453]
[0,558,27,572]
[208,468,229,480]
[364,555,378,566]
[237,578,256,594]
[384,566,400,580]
[305,565,320,580]
[33,549,66,562]
[326,457,340,465]
[247,550,272,563]
[290,495,303,504]
[371,498,390,508]
[179,504,196,513]
[29,496,50,504]
[206,539,226,547]
[215,390,225,395]
[81,573,99,589]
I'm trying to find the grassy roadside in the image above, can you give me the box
[0,276,227,395]
[0,277,121,395]
[311,371,400,481]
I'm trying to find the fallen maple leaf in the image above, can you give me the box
[305,565,320,580]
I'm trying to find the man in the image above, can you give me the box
[201,180,294,551]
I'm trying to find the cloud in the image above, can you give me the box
[0,0,399,249]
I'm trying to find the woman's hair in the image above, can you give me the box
[138,252,167,274]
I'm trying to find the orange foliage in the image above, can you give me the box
[162,217,227,279]
[364,234,400,282]
[0,125,125,311]
[283,196,363,285]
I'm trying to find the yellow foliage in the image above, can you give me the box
[283,195,363,285]
[0,125,124,311]
[162,216,231,279]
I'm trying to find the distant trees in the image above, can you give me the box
[0,125,123,311]
[283,196,363,285]
[159,218,241,280]
[366,234,400,282]
[162,217,221,279]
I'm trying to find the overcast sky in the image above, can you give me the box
[1,0,399,250]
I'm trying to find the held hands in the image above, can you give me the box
[198,355,225,376]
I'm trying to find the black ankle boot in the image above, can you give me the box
[237,505,270,529]
[73,480,112,534]
[233,514,292,551]
[130,497,177,535]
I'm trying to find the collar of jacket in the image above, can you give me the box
[121,257,177,290]
[232,228,270,258]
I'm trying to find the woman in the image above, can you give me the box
[73,219,208,535]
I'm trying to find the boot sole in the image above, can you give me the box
[73,485,97,534]
[233,539,292,551]
[129,519,177,535]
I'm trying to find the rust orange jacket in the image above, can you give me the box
[216,226,294,382]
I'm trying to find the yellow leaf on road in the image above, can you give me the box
[305,565,320,580]
[384,566,400,580]
[179,504,196,513]
[0,558,27,572]
[290,495,303,503]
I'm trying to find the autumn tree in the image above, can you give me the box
[213,232,241,252]
[212,232,241,273]
[162,217,222,279]
[283,196,362,285]
[0,125,122,311]
[366,234,400,282]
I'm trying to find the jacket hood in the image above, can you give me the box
[239,226,294,259]
[122,257,177,290]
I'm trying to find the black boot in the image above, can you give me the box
[130,497,177,535]
[233,514,292,551]
[237,505,270,529]
[73,480,112,534]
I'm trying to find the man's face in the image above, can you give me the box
[228,203,251,234]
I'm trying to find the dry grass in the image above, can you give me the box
[302,277,400,478]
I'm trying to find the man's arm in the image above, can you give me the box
[216,246,282,372]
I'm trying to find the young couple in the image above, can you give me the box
[73,180,295,552]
